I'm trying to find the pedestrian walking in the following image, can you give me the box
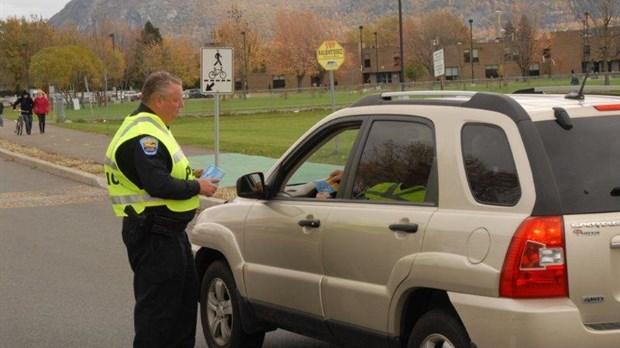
[0,101,4,127]
[12,90,34,135]
[104,71,219,348]
[33,90,51,134]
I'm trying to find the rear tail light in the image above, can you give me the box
[593,104,620,111]
[499,216,568,298]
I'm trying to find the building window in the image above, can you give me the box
[445,66,459,80]
[529,63,540,76]
[485,65,499,78]
[393,53,401,67]
[503,48,511,61]
[472,49,479,63]
[364,53,371,68]
[464,49,471,63]
[272,75,286,89]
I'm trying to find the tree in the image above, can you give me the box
[270,10,333,90]
[212,4,266,94]
[405,10,469,80]
[29,45,105,101]
[510,14,541,77]
[0,16,55,92]
[126,21,164,90]
[142,38,200,87]
[568,0,620,85]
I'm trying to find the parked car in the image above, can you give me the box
[191,89,620,348]
[187,88,207,99]
[122,90,141,102]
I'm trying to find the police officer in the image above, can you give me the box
[104,71,219,347]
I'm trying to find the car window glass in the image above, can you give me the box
[461,124,521,205]
[283,127,360,199]
[351,120,436,204]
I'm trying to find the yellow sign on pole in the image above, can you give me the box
[317,41,345,71]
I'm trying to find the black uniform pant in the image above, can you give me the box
[122,216,199,348]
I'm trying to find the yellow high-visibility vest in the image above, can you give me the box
[104,112,199,217]
[365,182,426,202]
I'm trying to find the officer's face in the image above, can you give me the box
[157,83,184,125]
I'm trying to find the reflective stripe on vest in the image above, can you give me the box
[104,112,199,216]
[365,182,426,202]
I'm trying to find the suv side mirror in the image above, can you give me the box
[236,172,267,199]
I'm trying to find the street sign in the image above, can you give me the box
[317,41,345,71]
[433,49,445,77]
[201,47,234,95]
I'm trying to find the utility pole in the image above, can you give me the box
[469,19,474,82]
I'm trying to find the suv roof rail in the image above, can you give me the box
[514,85,620,94]
[381,91,477,99]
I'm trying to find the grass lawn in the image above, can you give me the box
[58,110,328,158]
[45,77,619,158]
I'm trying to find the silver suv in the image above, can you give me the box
[191,90,620,348]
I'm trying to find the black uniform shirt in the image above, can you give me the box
[116,104,200,222]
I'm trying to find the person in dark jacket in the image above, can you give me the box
[12,90,34,135]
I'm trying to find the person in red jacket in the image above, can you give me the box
[33,90,51,134]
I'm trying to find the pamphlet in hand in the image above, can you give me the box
[314,179,336,194]
[201,164,226,182]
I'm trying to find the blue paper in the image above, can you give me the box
[201,165,226,180]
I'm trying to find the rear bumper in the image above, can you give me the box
[449,292,620,348]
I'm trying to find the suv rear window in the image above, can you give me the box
[535,115,620,214]
[462,124,521,206]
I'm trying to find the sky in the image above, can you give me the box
[0,0,71,20]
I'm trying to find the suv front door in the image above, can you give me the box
[243,123,362,324]
[321,118,438,343]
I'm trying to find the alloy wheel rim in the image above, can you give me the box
[206,278,233,346]
[420,333,455,348]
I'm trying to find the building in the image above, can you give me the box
[244,27,619,91]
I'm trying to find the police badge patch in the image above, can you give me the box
[140,137,159,155]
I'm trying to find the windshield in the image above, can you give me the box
[535,115,620,214]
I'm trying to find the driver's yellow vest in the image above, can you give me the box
[103,112,199,217]
[365,183,426,202]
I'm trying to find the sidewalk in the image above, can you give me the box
[0,123,277,188]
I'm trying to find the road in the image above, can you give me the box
[0,157,334,347]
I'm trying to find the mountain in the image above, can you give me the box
[48,0,574,40]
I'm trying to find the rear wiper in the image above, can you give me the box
[611,187,620,197]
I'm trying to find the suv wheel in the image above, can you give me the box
[408,309,472,348]
[200,261,265,348]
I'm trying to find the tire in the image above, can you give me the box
[408,309,472,348]
[200,260,265,348]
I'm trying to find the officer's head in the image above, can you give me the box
[142,71,185,125]
[401,161,431,189]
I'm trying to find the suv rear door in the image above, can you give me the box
[535,113,620,325]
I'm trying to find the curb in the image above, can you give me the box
[0,148,225,210]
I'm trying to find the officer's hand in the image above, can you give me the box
[197,178,219,197]
[193,168,204,178]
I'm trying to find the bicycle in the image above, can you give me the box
[208,67,227,80]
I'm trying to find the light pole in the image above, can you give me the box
[359,25,364,85]
[374,31,379,85]
[22,44,30,90]
[469,19,474,81]
[241,31,247,99]
[398,0,405,90]
[109,33,115,51]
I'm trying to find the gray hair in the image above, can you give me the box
[141,71,182,103]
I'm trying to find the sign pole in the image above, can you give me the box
[329,70,335,112]
[214,95,220,167]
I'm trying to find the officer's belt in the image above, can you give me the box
[147,215,188,233]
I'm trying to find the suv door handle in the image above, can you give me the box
[298,219,320,228]
[389,223,418,233]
